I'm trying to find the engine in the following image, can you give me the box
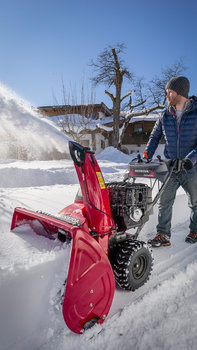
[106,182,152,232]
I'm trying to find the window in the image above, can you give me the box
[134,124,143,133]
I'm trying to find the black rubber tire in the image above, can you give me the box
[113,240,153,291]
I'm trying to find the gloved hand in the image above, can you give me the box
[165,159,174,168]
[182,158,193,170]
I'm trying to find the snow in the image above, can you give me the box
[0,83,197,350]
[97,146,135,162]
[0,82,71,160]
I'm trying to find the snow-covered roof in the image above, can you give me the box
[45,111,160,133]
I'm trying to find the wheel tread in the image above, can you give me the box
[113,239,153,291]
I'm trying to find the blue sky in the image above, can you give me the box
[0,0,197,108]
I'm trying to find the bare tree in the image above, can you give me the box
[148,57,187,105]
[90,45,186,149]
[58,80,96,145]
[58,107,95,144]
[90,43,135,148]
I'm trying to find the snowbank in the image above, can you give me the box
[0,159,77,188]
[97,146,137,163]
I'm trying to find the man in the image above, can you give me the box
[145,76,197,247]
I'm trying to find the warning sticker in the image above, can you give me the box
[96,172,106,189]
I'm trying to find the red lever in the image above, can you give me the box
[144,151,148,160]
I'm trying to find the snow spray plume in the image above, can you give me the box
[0,82,71,160]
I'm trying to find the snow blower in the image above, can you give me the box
[11,141,172,334]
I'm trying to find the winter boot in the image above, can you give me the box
[148,233,171,247]
[185,230,197,243]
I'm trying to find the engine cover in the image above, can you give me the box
[107,182,152,232]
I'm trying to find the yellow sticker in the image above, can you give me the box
[96,172,106,189]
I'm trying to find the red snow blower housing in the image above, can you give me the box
[11,141,171,334]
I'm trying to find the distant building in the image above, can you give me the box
[38,103,164,155]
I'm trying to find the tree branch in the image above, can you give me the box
[105,89,116,103]
[125,103,165,120]
[128,99,147,111]
[120,90,135,103]
[112,48,120,71]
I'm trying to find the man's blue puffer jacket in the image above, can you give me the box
[145,96,197,173]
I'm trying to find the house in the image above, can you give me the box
[38,103,164,155]
[102,112,164,155]
[38,103,112,153]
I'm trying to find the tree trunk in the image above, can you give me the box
[113,98,120,148]
[112,70,122,148]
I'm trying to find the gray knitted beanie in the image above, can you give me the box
[165,76,190,98]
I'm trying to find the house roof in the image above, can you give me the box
[38,102,112,117]
[102,112,160,127]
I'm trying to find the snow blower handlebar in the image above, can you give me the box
[125,156,178,240]
[69,141,116,251]
[69,141,94,167]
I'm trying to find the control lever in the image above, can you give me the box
[157,155,162,162]
[137,154,143,163]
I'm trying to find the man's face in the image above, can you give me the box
[166,89,180,106]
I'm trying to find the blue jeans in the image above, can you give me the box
[157,170,197,238]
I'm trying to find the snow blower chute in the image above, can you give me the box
[11,141,172,334]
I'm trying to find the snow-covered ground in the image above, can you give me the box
[1,154,197,350]
[1,83,197,350]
